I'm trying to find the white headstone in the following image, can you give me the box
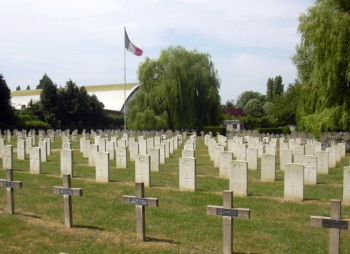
[247,148,258,170]
[219,152,233,178]
[179,157,196,191]
[116,146,128,169]
[150,147,160,172]
[96,152,110,182]
[303,155,317,185]
[135,154,151,187]
[2,145,13,170]
[229,160,248,196]
[280,149,292,171]
[60,149,73,176]
[17,139,26,160]
[30,147,41,174]
[261,154,276,182]
[316,151,329,175]
[343,166,350,205]
[284,163,304,201]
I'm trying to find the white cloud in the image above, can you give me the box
[0,0,313,100]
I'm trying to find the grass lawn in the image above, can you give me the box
[0,136,349,253]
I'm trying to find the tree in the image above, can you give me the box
[266,76,284,101]
[16,86,21,91]
[26,85,30,90]
[293,0,350,136]
[243,98,264,117]
[273,76,284,99]
[37,74,51,89]
[128,46,221,129]
[39,74,59,127]
[0,74,16,128]
[236,91,264,108]
[266,78,274,101]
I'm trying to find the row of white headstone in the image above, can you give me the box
[77,133,185,184]
[203,134,350,203]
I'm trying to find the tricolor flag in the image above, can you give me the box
[124,29,143,56]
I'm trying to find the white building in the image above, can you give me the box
[11,83,141,112]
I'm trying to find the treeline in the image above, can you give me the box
[225,0,350,137]
[223,76,300,131]
[0,74,122,130]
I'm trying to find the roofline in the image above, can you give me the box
[11,83,140,97]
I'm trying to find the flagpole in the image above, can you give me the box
[123,27,127,131]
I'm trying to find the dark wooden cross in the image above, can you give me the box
[207,190,251,254]
[53,174,83,228]
[122,182,159,241]
[311,199,350,254]
[0,169,23,214]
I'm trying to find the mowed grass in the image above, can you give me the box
[0,136,350,253]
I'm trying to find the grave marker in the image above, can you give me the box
[53,174,83,228]
[284,163,304,201]
[229,160,248,196]
[179,157,196,191]
[310,200,350,254]
[207,191,251,254]
[0,169,23,214]
[122,182,159,241]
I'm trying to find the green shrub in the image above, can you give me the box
[202,126,226,136]
[24,120,50,130]
[257,127,291,135]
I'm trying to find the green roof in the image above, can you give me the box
[12,83,139,97]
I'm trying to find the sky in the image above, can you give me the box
[0,0,314,103]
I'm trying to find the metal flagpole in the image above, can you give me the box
[124,27,127,130]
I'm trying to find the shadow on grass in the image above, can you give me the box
[18,212,41,219]
[74,224,104,231]
[145,236,179,244]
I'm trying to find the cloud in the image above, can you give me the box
[0,0,313,100]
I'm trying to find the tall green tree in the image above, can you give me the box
[266,76,283,101]
[236,91,264,108]
[128,46,221,129]
[0,74,16,129]
[293,0,350,136]
[266,78,274,101]
[39,74,59,127]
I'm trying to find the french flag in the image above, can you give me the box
[124,29,143,56]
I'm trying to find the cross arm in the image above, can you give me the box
[310,216,350,230]
[122,195,159,207]
[53,186,83,196]
[0,179,23,189]
[207,205,250,219]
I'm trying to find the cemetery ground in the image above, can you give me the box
[0,138,350,253]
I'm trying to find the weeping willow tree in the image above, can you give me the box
[127,46,221,130]
[293,0,350,137]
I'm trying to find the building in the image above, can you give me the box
[11,83,141,113]
[223,119,243,132]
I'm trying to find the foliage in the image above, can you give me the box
[22,75,114,130]
[16,86,21,91]
[236,91,264,108]
[0,74,16,129]
[293,0,350,135]
[257,127,291,135]
[243,98,264,117]
[26,85,30,90]
[266,76,284,101]
[202,126,226,136]
[128,46,221,129]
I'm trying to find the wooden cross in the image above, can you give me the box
[0,169,23,214]
[53,174,83,228]
[122,182,159,241]
[311,199,350,254]
[207,191,251,254]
